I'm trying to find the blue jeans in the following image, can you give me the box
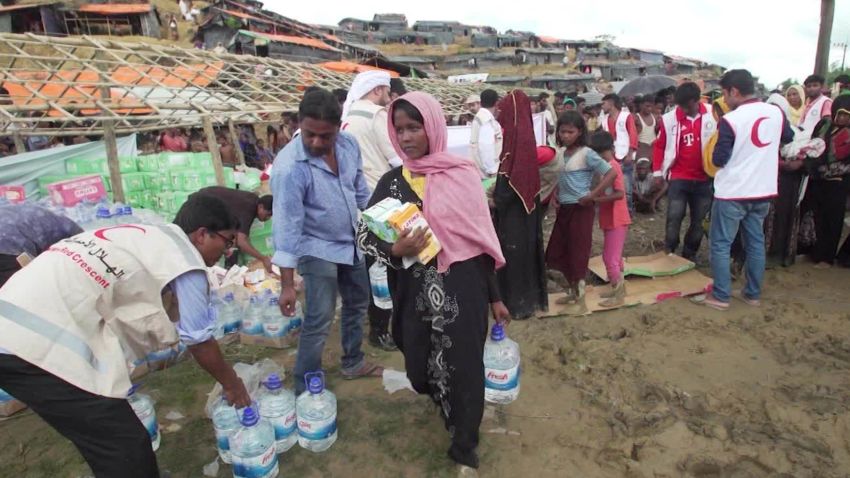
[665,179,713,259]
[294,255,369,393]
[622,162,635,213]
[709,199,771,302]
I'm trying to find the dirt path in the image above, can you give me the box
[2,210,850,477]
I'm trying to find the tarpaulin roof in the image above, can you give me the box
[0,2,60,13]
[77,4,153,15]
[319,61,399,77]
[237,30,339,52]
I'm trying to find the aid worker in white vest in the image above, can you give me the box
[601,93,639,212]
[696,69,795,311]
[798,74,833,138]
[340,70,401,352]
[0,194,251,477]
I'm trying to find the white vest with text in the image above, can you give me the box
[714,102,783,200]
[0,224,207,398]
[602,111,632,160]
[798,95,830,139]
[660,105,716,178]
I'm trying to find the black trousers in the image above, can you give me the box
[0,355,159,478]
[365,255,391,339]
[0,253,21,288]
[809,179,849,264]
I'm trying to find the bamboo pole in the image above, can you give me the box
[228,119,246,166]
[203,116,226,186]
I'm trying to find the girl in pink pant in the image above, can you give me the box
[589,131,632,307]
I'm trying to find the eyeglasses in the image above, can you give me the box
[212,231,235,248]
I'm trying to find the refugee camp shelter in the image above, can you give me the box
[0,1,64,35]
[528,74,594,92]
[515,48,566,65]
[64,3,161,37]
[229,30,342,62]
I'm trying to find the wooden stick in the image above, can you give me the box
[228,119,246,166]
[203,115,225,186]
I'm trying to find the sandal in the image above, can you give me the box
[341,361,384,380]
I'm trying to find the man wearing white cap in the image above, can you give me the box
[341,70,401,190]
[341,70,400,351]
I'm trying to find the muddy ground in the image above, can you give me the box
[2,206,850,478]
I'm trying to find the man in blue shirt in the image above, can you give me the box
[272,89,382,394]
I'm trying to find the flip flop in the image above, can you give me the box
[341,361,384,380]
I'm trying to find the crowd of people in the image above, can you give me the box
[268,68,850,473]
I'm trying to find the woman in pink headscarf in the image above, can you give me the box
[357,92,509,471]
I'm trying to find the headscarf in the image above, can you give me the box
[785,85,806,126]
[387,92,506,273]
[767,93,791,119]
[496,90,540,213]
[342,70,391,120]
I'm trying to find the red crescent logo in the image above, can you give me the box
[751,117,771,148]
[93,225,147,241]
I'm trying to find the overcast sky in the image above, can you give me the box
[265,0,850,87]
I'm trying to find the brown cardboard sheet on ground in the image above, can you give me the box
[541,269,712,317]
[588,252,695,281]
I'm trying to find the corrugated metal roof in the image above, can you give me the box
[0,1,60,13]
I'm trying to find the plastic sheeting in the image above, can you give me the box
[0,134,137,200]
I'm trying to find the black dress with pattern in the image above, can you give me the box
[356,167,500,467]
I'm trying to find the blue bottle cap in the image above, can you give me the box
[127,383,140,396]
[96,206,111,218]
[224,292,235,302]
[265,373,282,390]
[269,297,279,306]
[241,406,259,426]
[490,323,505,341]
[305,371,325,394]
[123,206,133,215]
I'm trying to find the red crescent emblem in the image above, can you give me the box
[93,224,147,241]
[751,117,771,148]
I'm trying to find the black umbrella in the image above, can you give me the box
[618,75,677,98]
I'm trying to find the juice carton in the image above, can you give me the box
[362,197,403,243]
[387,203,441,268]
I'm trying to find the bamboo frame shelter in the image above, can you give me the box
[0,33,508,200]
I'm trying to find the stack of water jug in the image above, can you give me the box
[220,289,303,347]
[213,371,338,478]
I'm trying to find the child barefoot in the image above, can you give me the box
[545,112,617,315]
[589,131,632,307]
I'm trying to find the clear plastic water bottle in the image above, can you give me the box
[122,205,137,223]
[230,406,278,478]
[127,385,161,451]
[95,205,113,227]
[296,372,337,452]
[262,297,289,339]
[368,262,393,310]
[289,301,303,334]
[241,295,265,336]
[483,323,521,404]
[222,292,242,334]
[258,374,298,454]
[212,399,240,464]
[211,291,226,340]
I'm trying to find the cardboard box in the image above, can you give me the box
[387,203,441,267]
[47,175,107,207]
[239,332,297,349]
[363,198,403,243]
[0,399,26,418]
[0,185,26,204]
